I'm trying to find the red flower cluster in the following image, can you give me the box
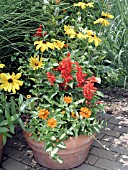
[75,64,87,87]
[57,54,73,87]
[33,24,43,38]
[83,77,97,100]
[46,72,56,85]
[46,54,98,101]
[33,24,47,38]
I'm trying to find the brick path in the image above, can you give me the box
[0,114,128,170]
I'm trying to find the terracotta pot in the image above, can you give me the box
[23,131,95,169]
[0,135,3,162]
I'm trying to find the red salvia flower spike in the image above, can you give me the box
[46,72,56,85]
[33,24,43,38]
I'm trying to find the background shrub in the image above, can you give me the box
[0,0,127,88]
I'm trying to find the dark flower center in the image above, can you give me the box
[42,40,47,44]
[91,34,94,37]
[101,16,106,19]
[8,78,13,83]
[35,63,39,66]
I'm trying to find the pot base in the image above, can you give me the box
[33,147,90,169]
[23,131,95,169]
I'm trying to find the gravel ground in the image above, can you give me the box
[101,87,128,117]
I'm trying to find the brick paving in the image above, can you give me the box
[0,114,128,170]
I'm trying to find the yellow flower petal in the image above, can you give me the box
[0,64,5,68]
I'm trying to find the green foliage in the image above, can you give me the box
[0,0,127,87]
[18,53,105,162]
[101,0,128,87]
[0,92,24,144]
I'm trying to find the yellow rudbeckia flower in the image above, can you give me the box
[73,2,86,9]
[76,32,87,39]
[29,55,44,70]
[94,18,110,26]
[94,11,114,26]
[52,39,65,50]
[34,41,55,53]
[85,30,102,46]
[64,25,77,38]
[101,12,114,19]
[73,2,94,9]
[85,2,94,8]
[0,64,5,68]
[0,73,23,94]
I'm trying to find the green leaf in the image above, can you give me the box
[59,133,66,140]
[56,156,63,164]
[74,99,85,105]
[19,97,38,112]
[5,107,10,120]
[50,147,59,157]
[29,78,36,82]
[57,143,66,149]
[0,120,8,126]
[18,94,23,105]
[3,135,7,145]
[46,146,53,152]
[0,127,8,133]
[11,97,17,116]
[9,123,14,134]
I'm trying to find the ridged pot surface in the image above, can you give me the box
[23,131,95,169]
[0,135,3,162]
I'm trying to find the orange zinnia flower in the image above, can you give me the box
[79,107,91,118]
[47,118,57,128]
[38,109,49,119]
[63,96,72,104]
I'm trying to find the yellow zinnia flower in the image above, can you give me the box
[0,73,23,94]
[85,30,102,46]
[34,41,55,53]
[0,64,5,68]
[64,25,77,38]
[29,55,44,70]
